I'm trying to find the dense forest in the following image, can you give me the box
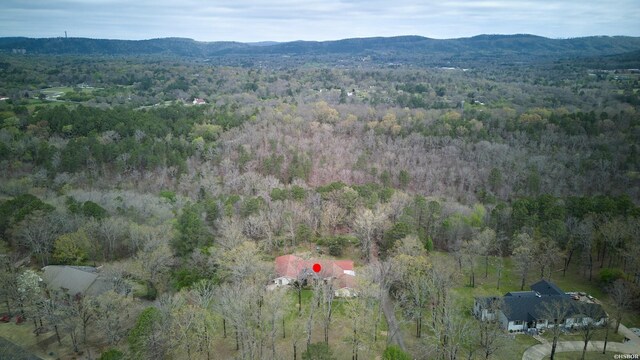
[0,36,639,360]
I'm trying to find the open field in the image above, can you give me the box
[543,352,624,360]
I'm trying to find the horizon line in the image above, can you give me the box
[0,33,637,44]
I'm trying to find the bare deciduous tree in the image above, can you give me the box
[216,217,248,250]
[536,236,562,280]
[393,238,430,338]
[94,290,136,346]
[462,238,481,287]
[14,211,64,266]
[476,298,505,360]
[320,201,346,235]
[127,238,174,298]
[353,206,387,263]
[575,303,606,360]
[477,228,497,278]
[538,299,571,360]
[607,279,636,333]
[512,233,534,290]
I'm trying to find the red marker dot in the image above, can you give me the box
[312,263,322,273]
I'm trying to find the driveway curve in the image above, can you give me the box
[523,322,640,360]
[522,340,639,360]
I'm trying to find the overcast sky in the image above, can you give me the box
[2,0,639,42]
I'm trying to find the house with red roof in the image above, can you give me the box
[273,254,357,297]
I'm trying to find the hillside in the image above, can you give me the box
[2,34,640,66]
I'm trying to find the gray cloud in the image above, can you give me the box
[1,0,638,41]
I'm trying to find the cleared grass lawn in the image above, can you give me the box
[283,288,388,360]
[543,351,623,360]
[417,251,640,359]
[0,319,77,360]
[40,86,73,95]
[499,334,541,359]
[542,328,627,343]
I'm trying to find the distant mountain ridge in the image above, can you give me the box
[1,34,640,65]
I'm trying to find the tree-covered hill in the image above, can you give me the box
[2,35,640,66]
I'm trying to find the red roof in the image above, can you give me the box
[274,255,355,289]
[333,260,353,271]
[336,273,356,289]
[275,254,305,279]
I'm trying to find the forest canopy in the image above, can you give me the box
[0,42,639,359]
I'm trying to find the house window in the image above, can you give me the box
[513,320,523,325]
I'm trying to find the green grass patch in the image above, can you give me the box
[496,334,541,360]
[541,328,626,343]
[40,86,73,95]
[543,351,623,360]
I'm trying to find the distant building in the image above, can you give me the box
[474,279,607,333]
[192,98,206,105]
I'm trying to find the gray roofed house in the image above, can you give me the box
[41,266,112,297]
[474,279,607,333]
[530,279,565,296]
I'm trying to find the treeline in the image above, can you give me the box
[0,53,639,359]
[1,102,252,178]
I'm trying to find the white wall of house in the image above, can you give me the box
[566,316,606,328]
[594,317,606,326]
[335,288,357,298]
[473,300,496,321]
[498,311,509,330]
[536,319,548,329]
[473,301,481,317]
[273,277,294,286]
[480,309,496,321]
[507,320,527,332]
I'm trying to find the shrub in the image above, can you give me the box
[599,268,624,285]
[270,188,288,201]
[383,345,412,360]
[82,200,108,220]
[52,230,91,265]
[290,185,306,201]
[170,266,207,291]
[302,342,335,360]
[240,196,265,217]
[295,224,313,243]
[128,307,162,357]
[159,190,176,203]
[99,349,123,360]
